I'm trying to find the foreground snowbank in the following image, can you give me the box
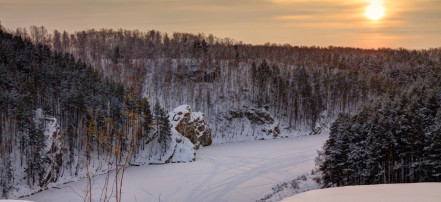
[282,183,441,202]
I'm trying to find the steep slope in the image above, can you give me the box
[0,28,207,199]
[22,27,440,143]
[0,27,148,198]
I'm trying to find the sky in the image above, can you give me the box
[0,0,440,49]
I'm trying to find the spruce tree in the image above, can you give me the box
[159,108,172,153]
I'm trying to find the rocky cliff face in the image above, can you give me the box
[6,109,65,198]
[170,105,212,149]
[37,112,63,187]
[213,107,282,143]
[136,105,212,164]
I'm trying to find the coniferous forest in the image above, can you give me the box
[320,75,441,186]
[0,24,440,199]
[15,26,441,138]
[0,27,168,198]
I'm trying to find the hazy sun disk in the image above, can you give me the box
[365,4,385,20]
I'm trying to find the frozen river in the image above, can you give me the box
[25,134,328,202]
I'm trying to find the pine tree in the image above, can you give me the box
[159,108,172,154]
[141,98,152,134]
[153,101,172,154]
[113,46,121,65]
[320,114,351,187]
[423,108,441,181]
[140,98,153,150]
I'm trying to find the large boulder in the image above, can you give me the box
[169,105,212,149]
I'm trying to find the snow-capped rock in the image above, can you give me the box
[169,105,212,149]
[140,105,212,164]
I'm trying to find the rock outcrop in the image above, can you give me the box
[33,109,64,188]
[170,105,212,149]
[214,107,281,143]
[185,69,219,83]
[143,105,212,164]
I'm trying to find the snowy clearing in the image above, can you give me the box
[24,134,328,202]
[282,183,441,202]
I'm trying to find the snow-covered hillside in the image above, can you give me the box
[24,134,328,202]
[1,109,63,198]
[1,105,209,199]
[282,183,441,202]
[142,59,335,144]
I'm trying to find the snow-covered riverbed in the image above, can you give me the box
[25,134,328,202]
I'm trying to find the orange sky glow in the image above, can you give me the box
[0,0,440,49]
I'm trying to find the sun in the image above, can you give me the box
[365,4,385,20]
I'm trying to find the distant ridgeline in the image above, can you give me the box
[0,27,170,198]
[18,26,441,142]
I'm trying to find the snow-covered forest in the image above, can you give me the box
[1,24,441,199]
[0,26,197,198]
[15,26,441,141]
[319,74,441,186]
